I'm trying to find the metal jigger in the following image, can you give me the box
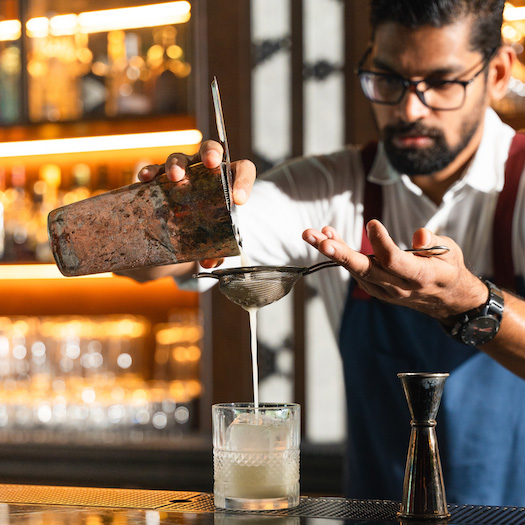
[397,372,450,521]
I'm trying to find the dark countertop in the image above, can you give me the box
[0,438,345,496]
[0,484,524,524]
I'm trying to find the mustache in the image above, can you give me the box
[383,121,443,140]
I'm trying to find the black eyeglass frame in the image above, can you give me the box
[356,46,498,111]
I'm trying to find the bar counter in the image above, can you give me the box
[0,484,524,524]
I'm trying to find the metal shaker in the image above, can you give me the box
[48,77,241,277]
[48,162,241,276]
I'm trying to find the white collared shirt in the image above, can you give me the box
[180,108,525,337]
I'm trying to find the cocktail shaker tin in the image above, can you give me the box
[48,161,241,277]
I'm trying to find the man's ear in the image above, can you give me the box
[488,45,515,101]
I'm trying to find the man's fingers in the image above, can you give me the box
[200,141,255,205]
[138,163,165,182]
[200,140,224,169]
[164,153,193,182]
[139,141,256,209]
[232,159,256,205]
[303,226,345,246]
[303,226,369,274]
[302,228,329,248]
[317,238,374,279]
[303,227,366,271]
[200,258,224,269]
[303,226,410,288]
[366,220,450,279]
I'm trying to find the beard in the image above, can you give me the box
[381,112,482,176]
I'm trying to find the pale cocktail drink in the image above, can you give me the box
[213,403,300,510]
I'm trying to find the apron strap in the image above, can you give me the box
[360,141,382,255]
[492,132,525,292]
[352,142,381,300]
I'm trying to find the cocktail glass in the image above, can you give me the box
[212,402,300,510]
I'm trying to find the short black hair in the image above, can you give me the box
[369,0,505,61]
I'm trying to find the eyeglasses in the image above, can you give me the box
[356,47,497,111]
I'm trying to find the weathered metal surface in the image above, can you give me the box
[48,162,241,277]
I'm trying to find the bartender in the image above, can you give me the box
[132,0,525,507]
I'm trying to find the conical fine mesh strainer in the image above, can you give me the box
[194,245,449,309]
[195,260,339,309]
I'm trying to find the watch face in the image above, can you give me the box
[461,316,499,346]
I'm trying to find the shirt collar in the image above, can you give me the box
[367,108,514,194]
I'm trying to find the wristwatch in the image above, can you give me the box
[443,280,504,346]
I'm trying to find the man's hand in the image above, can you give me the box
[137,140,256,269]
[302,219,488,320]
[139,140,256,204]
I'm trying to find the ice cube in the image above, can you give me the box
[226,413,291,452]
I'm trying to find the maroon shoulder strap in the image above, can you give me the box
[353,141,381,300]
[492,132,525,292]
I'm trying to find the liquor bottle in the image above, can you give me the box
[92,164,109,196]
[4,165,33,261]
[0,166,5,260]
[34,164,63,262]
[62,163,91,205]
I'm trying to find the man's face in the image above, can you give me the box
[369,21,490,176]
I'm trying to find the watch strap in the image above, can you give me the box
[443,280,504,346]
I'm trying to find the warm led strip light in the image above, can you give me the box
[1,2,191,41]
[504,3,525,21]
[0,264,112,280]
[0,129,202,158]
[78,1,191,33]
[0,20,21,41]
[25,1,191,38]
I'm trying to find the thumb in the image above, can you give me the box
[412,228,435,249]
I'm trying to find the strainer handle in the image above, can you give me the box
[302,260,341,276]
[193,272,220,280]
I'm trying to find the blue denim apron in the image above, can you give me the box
[338,135,525,506]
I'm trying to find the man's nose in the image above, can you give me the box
[397,86,431,121]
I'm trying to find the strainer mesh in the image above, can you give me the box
[218,271,301,308]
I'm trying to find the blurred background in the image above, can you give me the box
[0,0,522,496]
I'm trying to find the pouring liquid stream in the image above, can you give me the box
[239,248,260,411]
[247,308,259,409]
